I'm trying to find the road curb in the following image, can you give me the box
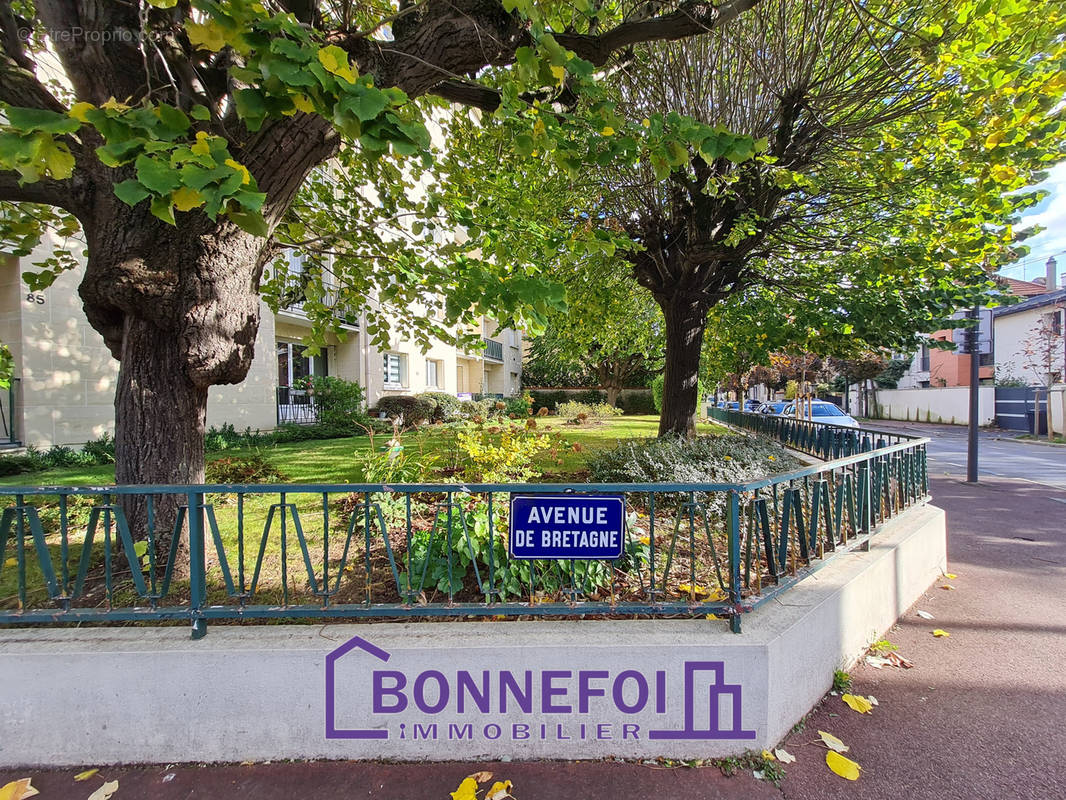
[993,436,1066,449]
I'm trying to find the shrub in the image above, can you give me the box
[205,454,288,484]
[82,433,116,465]
[271,422,362,443]
[0,448,48,476]
[528,389,567,412]
[44,445,88,468]
[651,374,665,412]
[458,398,496,420]
[587,434,800,508]
[418,391,463,422]
[375,395,435,426]
[504,392,533,418]
[574,388,607,405]
[619,391,657,415]
[309,376,369,428]
[557,400,622,424]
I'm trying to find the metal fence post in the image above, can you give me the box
[728,490,742,634]
[187,490,207,639]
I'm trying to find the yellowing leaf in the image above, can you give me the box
[486,780,513,800]
[940,584,955,591]
[190,131,212,157]
[3,558,15,567]
[984,130,1004,148]
[74,769,99,782]
[68,102,95,123]
[601,126,615,136]
[172,186,204,212]
[549,64,566,85]
[641,118,651,127]
[818,730,849,753]
[774,748,796,764]
[468,771,493,783]
[87,780,119,800]
[186,19,226,51]
[990,165,1016,183]
[0,778,38,800]
[826,751,861,781]
[932,629,950,638]
[944,572,958,579]
[450,777,478,800]
[761,749,776,761]
[290,94,315,113]
[101,97,130,112]
[224,158,251,185]
[317,45,357,83]
[841,694,874,714]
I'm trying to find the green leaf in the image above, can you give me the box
[228,209,269,237]
[135,154,182,194]
[113,179,151,206]
[5,106,81,134]
[189,105,212,121]
[96,139,144,167]
[150,194,176,225]
[340,86,389,122]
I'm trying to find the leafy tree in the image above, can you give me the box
[591,0,1066,436]
[0,0,763,540]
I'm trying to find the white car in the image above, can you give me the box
[782,400,860,428]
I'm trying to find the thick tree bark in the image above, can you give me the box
[656,292,710,437]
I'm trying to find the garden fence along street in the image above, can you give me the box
[0,409,929,637]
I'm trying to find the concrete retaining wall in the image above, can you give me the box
[873,386,995,426]
[0,504,946,767]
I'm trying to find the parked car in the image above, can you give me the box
[743,399,762,412]
[782,400,860,428]
[758,401,789,415]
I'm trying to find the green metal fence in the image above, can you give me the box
[0,413,928,638]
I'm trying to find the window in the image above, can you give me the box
[426,359,442,389]
[811,404,845,417]
[277,341,327,387]
[1046,310,1063,336]
[383,353,406,387]
[508,329,519,348]
[918,343,930,372]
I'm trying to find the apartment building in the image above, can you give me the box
[1,238,522,448]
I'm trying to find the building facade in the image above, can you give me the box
[2,239,523,448]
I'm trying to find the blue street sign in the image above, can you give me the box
[509,494,626,560]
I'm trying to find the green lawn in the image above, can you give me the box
[0,415,726,487]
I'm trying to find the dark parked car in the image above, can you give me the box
[758,401,789,415]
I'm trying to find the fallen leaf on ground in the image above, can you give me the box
[886,651,914,668]
[752,770,767,781]
[87,781,118,800]
[944,573,958,579]
[865,655,890,669]
[916,610,934,620]
[485,780,513,800]
[74,770,99,782]
[774,748,796,764]
[450,778,478,800]
[0,779,39,800]
[467,772,493,784]
[761,749,776,761]
[818,731,849,753]
[841,694,874,714]
[826,751,861,781]
[2,558,15,568]
[939,585,955,591]
[932,629,950,637]
[868,696,879,706]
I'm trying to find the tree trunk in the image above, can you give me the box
[656,294,709,437]
[605,384,621,407]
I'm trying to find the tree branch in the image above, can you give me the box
[0,170,84,216]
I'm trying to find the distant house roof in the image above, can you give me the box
[992,287,1066,318]
[998,277,1051,298]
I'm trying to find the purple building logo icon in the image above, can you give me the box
[648,661,755,740]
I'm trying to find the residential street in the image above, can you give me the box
[862,419,1066,490]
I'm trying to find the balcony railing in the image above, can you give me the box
[276,387,319,425]
[483,338,504,362]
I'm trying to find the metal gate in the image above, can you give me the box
[994,386,1048,433]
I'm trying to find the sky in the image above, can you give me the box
[998,160,1066,283]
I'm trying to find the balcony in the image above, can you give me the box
[483,337,504,362]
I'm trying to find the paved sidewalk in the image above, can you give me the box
[778,476,1066,800]
[5,476,1062,799]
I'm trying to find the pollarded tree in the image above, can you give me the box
[596,0,1066,436]
[0,0,764,536]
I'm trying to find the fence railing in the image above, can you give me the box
[483,338,504,362]
[0,417,928,638]
[276,387,319,425]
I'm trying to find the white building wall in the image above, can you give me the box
[994,308,1065,386]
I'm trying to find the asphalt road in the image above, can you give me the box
[861,420,1066,490]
